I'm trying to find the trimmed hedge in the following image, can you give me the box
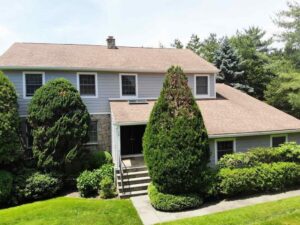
[88,151,113,170]
[148,183,203,212]
[217,142,300,169]
[0,170,13,205]
[218,162,300,196]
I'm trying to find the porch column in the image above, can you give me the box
[111,123,121,169]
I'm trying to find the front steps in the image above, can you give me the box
[116,166,150,198]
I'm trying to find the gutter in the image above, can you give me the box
[0,66,219,74]
[208,129,300,139]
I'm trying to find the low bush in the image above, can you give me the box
[218,142,300,169]
[88,151,112,170]
[76,164,114,198]
[13,169,62,203]
[148,183,203,212]
[218,162,300,196]
[76,170,100,197]
[99,176,116,199]
[0,170,13,205]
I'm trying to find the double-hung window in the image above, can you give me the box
[216,139,235,162]
[23,72,45,98]
[120,74,137,97]
[271,135,287,147]
[77,73,97,97]
[195,75,209,97]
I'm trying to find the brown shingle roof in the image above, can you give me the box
[0,43,218,73]
[110,84,300,137]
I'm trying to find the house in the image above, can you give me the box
[1,36,300,197]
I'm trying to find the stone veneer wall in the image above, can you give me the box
[90,114,111,152]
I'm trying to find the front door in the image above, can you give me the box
[121,125,146,155]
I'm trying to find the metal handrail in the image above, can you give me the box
[119,157,125,193]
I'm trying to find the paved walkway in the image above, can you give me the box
[131,189,300,225]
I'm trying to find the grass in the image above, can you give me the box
[0,197,142,225]
[161,196,300,225]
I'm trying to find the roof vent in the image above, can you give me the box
[106,36,117,49]
[128,99,148,105]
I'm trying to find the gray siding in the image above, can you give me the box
[4,70,216,115]
[209,132,300,166]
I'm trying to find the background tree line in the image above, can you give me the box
[171,1,300,119]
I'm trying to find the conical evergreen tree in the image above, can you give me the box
[214,38,247,90]
[143,66,210,194]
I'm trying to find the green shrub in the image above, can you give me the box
[148,183,203,212]
[0,170,13,205]
[87,151,113,170]
[0,71,22,167]
[97,164,114,180]
[217,152,259,169]
[218,162,300,196]
[143,66,210,194]
[76,170,100,197]
[12,169,61,203]
[217,143,300,169]
[28,78,90,172]
[99,176,116,199]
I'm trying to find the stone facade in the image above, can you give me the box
[91,114,111,152]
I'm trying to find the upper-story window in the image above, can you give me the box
[120,74,137,98]
[271,135,287,147]
[77,73,98,98]
[23,72,45,98]
[194,75,209,98]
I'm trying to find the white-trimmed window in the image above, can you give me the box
[23,72,45,98]
[77,72,98,97]
[88,121,98,144]
[270,135,287,147]
[215,139,236,163]
[120,74,137,98]
[194,75,209,98]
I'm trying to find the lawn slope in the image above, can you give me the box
[0,197,142,225]
[161,196,300,225]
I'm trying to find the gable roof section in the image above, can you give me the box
[0,42,218,73]
[110,84,300,137]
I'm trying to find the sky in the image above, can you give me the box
[0,0,288,54]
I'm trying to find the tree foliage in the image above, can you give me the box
[143,66,210,194]
[230,27,275,99]
[274,1,300,68]
[265,72,300,119]
[199,33,221,63]
[28,78,90,173]
[213,38,247,90]
[186,34,201,55]
[171,39,184,49]
[0,71,22,167]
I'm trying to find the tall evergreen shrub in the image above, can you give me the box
[143,66,210,194]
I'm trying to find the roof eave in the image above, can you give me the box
[0,65,219,74]
[208,129,300,139]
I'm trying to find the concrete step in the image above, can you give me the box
[117,170,149,179]
[119,190,148,199]
[116,166,147,174]
[118,176,151,186]
[118,182,149,192]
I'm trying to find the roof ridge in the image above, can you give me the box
[14,42,186,50]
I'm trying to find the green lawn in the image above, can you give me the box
[0,197,142,225]
[161,196,300,225]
